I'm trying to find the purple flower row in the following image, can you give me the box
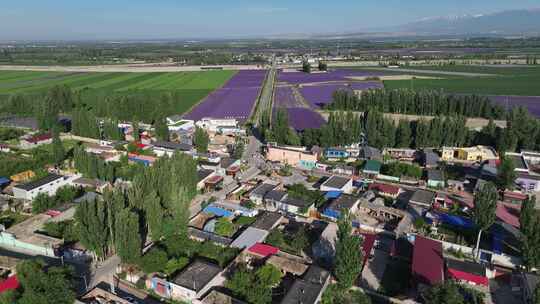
[286,107,326,131]
[278,69,384,85]
[184,70,267,122]
[299,82,382,109]
[274,86,303,108]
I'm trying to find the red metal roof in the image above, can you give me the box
[368,183,400,195]
[496,203,520,228]
[26,133,52,143]
[248,243,279,257]
[205,175,224,185]
[412,236,444,286]
[0,276,19,293]
[447,268,489,286]
[361,233,377,268]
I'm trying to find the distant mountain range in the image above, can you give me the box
[313,8,540,39]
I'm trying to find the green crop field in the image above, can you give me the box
[0,70,235,94]
[384,65,540,96]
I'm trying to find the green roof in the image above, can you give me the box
[364,160,382,173]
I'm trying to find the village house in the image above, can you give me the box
[266,145,319,170]
[281,265,331,304]
[320,176,354,194]
[368,183,401,198]
[249,182,278,205]
[383,148,417,162]
[427,169,445,188]
[412,236,444,289]
[322,194,360,221]
[273,196,314,216]
[363,160,382,176]
[409,189,437,208]
[147,260,222,302]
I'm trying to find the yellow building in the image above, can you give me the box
[441,146,498,162]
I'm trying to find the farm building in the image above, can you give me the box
[152,141,193,157]
[12,174,78,201]
[19,133,53,149]
[441,146,498,162]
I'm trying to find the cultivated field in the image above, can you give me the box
[0,70,235,94]
[383,65,540,96]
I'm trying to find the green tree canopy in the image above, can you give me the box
[424,281,465,304]
[472,182,498,259]
[15,260,75,304]
[497,154,517,190]
[194,127,209,153]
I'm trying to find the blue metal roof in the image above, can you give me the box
[203,205,234,218]
[325,191,342,199]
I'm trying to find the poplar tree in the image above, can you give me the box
[334,210,363,290]
[472,182,498,259]
[520,196,540,270]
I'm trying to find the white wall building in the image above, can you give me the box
[12,174,79,201]
[196,118,238,132]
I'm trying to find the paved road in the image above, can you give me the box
[89,255,121,289]
[253,58,276,127]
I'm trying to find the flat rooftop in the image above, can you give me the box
[172,260,221,292]
[15,174,64,191]
[6,214,63,248]
[321,176,350,189]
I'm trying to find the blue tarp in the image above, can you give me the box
[203,205,233,218]
[322,208,340,220]
[0,177,10,186]
[492,233,503,255]
[438,213,474,230]
[325,191,342,199]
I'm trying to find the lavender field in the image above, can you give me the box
[299,82,383,109]
[286,108,326,131]
[274,86,305,108]
[278,69,384,84]
[488,96,540,117]
[185,70,267,122]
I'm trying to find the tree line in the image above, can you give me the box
[267,104,540,153]
[329,89,507,119]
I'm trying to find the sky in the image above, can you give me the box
[1,0,540,40]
